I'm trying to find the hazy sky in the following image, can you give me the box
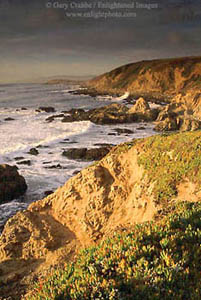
[1,0,201,83]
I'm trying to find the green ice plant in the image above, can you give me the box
[137,131,201,204]
[29,201,201,300]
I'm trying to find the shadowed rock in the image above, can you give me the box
[37,107,56,113]
[61,103,155,125]
[28,148,39,156]
[62,146,112,161]
[0,164,27,204]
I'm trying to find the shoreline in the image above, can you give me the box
[69,85,173,104]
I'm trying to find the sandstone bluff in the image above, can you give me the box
[0,131,201,298]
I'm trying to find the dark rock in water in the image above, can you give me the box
[28,148,39,156]
[60,140,78,144]
[85,147,111,161]
[62,146,111,161]
[113,128,134,135]
[4,117,15,121]
[17,160,31,166]
[45,114,64,123]
[44,164,62,169]
[62,148,87,160]
[14,157,25,161]
[68,88,102,97]
[94,143,115,147]
[73,170,81,175]
[0,164,27,204]
[108,133,116,136]
[37,106,56,113]
[44,190,54,197]
[62,109,89,123]
[137,127,146,130]
[21,107,27,110]
[66,108,85,114]
[61,115,76,123]
[36,145,49,148]
[60,138,71,144]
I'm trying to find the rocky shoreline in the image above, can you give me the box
[46,94,201,132]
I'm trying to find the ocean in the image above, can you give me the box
[0,83,156,229]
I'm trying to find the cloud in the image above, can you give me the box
[0,0,201,82]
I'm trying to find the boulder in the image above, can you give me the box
[128,98,159,121]
[0,164,27,204]
[62,146,111,161]
[16,160,31,166]
[28,148,39,156]
[128,97,150,113]
[154,116,180,131]
[113,128,134,135]
[4,117,15,121]
[44,164,63,169]
[62,148,87,160]
[37,107,56,113]
[14,157,25,161]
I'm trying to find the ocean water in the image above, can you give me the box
[0,83,156,229]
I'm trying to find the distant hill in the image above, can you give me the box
[87,56,201,100]
[45,75,95,85]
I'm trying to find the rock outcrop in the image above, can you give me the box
[61,104,136,125]
[59,103,158,125]
[154,101,201,132]
[0,164,27,204]
[128,97,159,121]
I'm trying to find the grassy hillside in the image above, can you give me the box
[87,56,201,100]
[28,201,201,299]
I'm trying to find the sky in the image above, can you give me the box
[0,0,201,83]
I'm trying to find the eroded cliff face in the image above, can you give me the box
[0,143,158,286]
[87,56,201,100]
[172,91,201,118]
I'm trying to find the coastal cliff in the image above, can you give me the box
[87,56,201,101]
[0,131,201,298]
